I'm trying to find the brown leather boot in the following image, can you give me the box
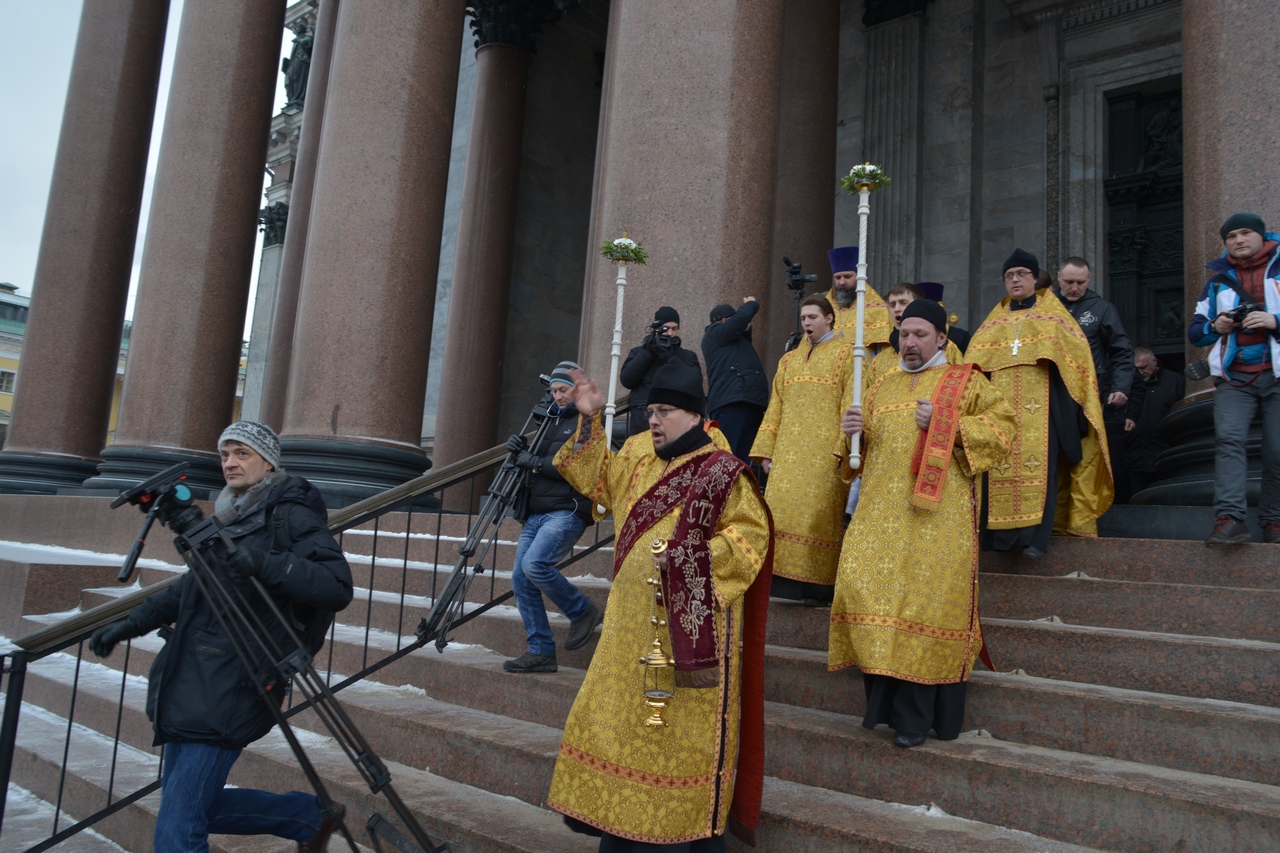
[298,802,345,852]
[1264,522,1280,544]
[1206,516,1251,545]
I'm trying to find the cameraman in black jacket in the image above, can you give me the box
[619,306,703,436]
[90,421,352,853]
[502,361,603,674]
[702,297,769,463]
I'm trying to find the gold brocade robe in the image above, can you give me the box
[547,419,770,844]
[967,289,1114,535]
[827,286,894,349]
[829,364,1015,682]
[750,337,855,585]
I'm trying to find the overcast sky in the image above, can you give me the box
[0,0,289,338]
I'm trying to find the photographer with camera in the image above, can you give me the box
[1190,213,1280,544]
[702,298,769,463]
[619,306,703,436]
[89,421,353,852]
[501,361,603,674]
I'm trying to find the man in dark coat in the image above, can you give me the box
[502,361,604,674]
[1057,256,1135,501]
[619,306,703,437]
[89,421,353,852]
[701,297,769,463]
[1124,347,1185,496]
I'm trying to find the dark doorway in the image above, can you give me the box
[1104,87,1184,371]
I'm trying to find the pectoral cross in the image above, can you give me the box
[1011,337,1020,355]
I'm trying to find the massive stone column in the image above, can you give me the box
[434,2,569,467]
[0,0,168,494]
[85,0,285,493]
[259,0,341,432]
[1183,0,1280,369]
[578,0,785,385]
[279,0,466,503]
[762,0,839,374]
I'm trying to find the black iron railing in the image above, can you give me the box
[0,433,616,851]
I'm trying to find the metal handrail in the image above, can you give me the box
[13,395,627,658]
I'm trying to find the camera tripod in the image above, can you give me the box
[115,465,451,853]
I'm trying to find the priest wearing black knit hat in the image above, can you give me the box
[619,306,703,438]
[831,298,1016,748]
[546,364,774,849]
[966,249,1114,560]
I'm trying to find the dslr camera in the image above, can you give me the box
[1226,302,1268,325]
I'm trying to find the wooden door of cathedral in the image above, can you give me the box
[1104,89,1184,370]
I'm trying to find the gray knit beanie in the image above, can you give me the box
[217,421,282,471]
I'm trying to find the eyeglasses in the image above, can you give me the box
[645,406,681,421]
[1003,270,1035,282]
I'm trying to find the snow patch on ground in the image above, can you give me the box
[0,540,183,569]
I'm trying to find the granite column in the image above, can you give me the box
[85,0,285,492]
[578,0,785,384]
[763,0,839,375]
[279,0,466,503]
[259,0,341,432]
[435,2,570,467]
[0,0,168,494]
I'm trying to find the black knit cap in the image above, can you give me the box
[1002,248,1040,279]
[647,362,705,416]
[899,299,947,333]
[654,306,680,326]
[1220,212,1267,241]
[709,303,735,322]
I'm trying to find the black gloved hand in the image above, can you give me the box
[514,451,541,471]
[226,545,268,579]
[642,332,664,353]
[89,618,140,658]
[506,434,528,455]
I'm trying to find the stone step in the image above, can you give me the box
[981,537,1280,590]
[42,615,1280,792]
[765,599,1280,706]
[2,783,130,853]
[9,656,1101,853]
[979,572,1280,642]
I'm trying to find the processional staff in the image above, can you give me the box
[599,233,650,442]
[837,163,891,468]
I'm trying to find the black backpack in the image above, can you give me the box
[266,502,334,657]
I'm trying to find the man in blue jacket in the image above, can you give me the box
[1188,213,1280,544]
[90,421,353,852]
[701,297,769,463]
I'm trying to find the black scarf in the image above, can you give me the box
[655,424,712,460]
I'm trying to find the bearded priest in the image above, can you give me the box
[826,245,893,351]
[967,249,1114,559]
[830,299,1015,747]
[549,361,773,851]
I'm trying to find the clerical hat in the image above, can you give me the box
[827,246,859,274]
[916,282,944,301]
[648,362,705,416]
[899,299,947,333]
[1002,248,1040,279]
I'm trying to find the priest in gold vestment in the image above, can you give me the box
[549,362,772,851]
[830,300,1016,747]
[750,294,853,603]
[967,249,1114,559]
[826,245,893,350]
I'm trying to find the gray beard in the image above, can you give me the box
[832,287,855,309]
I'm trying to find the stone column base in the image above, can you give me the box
[0,453,103,495]
[279,438,431,508]
[82,446,226,497]
[1130,399,1251,507]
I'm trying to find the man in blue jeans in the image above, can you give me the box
[503,361,604,672]
[88,421,353,851]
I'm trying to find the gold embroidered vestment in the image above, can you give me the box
[750,337,854,586]
[548,419,771,844]
[966,289,1114,535]
[829,363,1015,682]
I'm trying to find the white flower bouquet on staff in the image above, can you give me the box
[599,235,650,265]
[838,162,891,194]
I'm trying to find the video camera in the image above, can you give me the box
[782,256,818,352]
[645,320,681,353]
[112,461,229,584]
